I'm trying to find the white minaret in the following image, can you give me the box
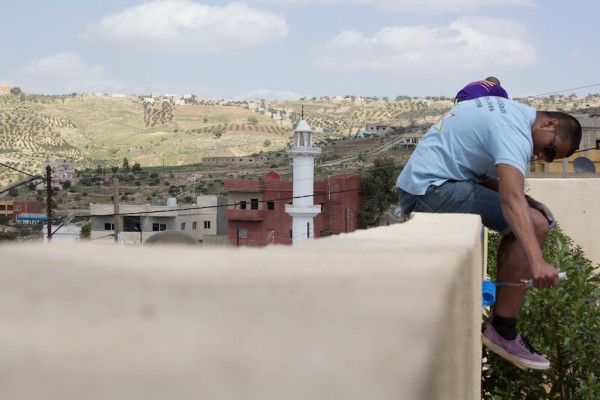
[285,108,322,245]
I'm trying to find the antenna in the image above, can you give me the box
[573,156,596,173]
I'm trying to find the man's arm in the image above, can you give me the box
[496,164,559,288]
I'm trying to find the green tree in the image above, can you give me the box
[358,156,399,227]
[132,162,142,172]
[80,222,92,239]
[61,180,71,190]
[122,157,130,173]
[482,226,600,399]
[10,87,22,95]
[214,129,223,138]
[248,116,259,125]
[263,139,272,147]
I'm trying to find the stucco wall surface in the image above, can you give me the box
[0,213,482,400]
[526,178,600,265]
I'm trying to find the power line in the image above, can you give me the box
[0,162,40,178]
[530,83,600,98]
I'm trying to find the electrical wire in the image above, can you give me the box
[529,83,600,98]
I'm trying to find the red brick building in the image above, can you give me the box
[224,172,361,246]
[0,200,43,222]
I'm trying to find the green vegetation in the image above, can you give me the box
[80,222,91,239]
[358,156,399,227]
[482,227,600,399]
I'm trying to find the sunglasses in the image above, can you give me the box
[543,130,558,162]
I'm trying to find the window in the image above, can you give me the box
[204,221,211,229]
[240,201,247,210]
[238,228,247,238]
[14,206,21,211]
[104,223,114,231]
[250,198,259,210]
[267,201,275,210]
[152,223,166,231]
[266,229,275,242]
[181,222,186,230]
[192,221,197,230]
[289,229,293,239]
[123,216,141,232]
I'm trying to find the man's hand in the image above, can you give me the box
[530,259,560,289]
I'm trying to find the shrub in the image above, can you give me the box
[482,226,600,399]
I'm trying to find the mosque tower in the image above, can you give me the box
[285,107,322,246]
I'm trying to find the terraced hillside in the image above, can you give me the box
[270,97,454,136]
[0,102,82,184]
[0,95,295,187]
[2,92,600,189]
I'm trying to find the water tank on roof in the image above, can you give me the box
[167,197,177,207]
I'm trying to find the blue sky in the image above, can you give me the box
[2,0,599,100]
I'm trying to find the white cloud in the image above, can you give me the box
[310,16,537,74]
[11,52,124,94]
[235,88,301,100]
[83,0,289,54]
[251,0,535,13]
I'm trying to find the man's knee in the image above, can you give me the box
[531,209,551,238]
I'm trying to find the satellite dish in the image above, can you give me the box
[144,231,199,246]
[573,157,596,173]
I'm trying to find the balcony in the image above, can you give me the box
[224,208,265,221]
[286,146,322,156]
[285,204,321,217]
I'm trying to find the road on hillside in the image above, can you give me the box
[319,129,422,167]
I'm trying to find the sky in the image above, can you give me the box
[2,0,599,100]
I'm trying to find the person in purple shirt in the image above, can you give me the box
[455,76,509,103]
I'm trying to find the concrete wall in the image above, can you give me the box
[526,178,600,265]
[0,213,483,400]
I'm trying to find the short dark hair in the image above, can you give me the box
[543,111,582,157]
[485,76,501,85]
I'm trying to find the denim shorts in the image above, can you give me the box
[398,181,509,234]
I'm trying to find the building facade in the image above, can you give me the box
[0,200,43,222]
[202,155,270,166]
[47,159,77,186]
[89,195,227,245]
[223,172,361,247]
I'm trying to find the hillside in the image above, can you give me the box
[0,94,455,187]
[1,92,600,192]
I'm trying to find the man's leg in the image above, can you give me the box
[494,208,551,317]
[482,208,552,370]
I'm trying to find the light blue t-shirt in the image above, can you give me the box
[397,97,536,195]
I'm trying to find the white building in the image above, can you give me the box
[89,195,228,245]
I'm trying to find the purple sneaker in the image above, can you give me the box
[482,323,550,370]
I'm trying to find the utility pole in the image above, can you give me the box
[46,165,52,242]
[113,177,120,243]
